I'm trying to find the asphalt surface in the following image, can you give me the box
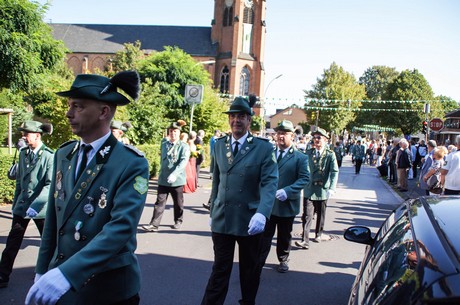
[0,156,419,305]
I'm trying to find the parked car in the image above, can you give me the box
[344,196,460,305]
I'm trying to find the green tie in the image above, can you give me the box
[277,150,284,163]
[76,144,92,180]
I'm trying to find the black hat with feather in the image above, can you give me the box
[56,71,140,105]
[223,95,257,116]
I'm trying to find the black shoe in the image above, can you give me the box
[172,222,182,229]
[0,274,8,288]
[202,203,210,210]
[142,224,159,232]
[276,261,289,273]
[295,241,309,249]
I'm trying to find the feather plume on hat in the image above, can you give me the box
[100,71,141,101]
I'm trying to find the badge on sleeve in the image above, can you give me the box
[134,176,148,194]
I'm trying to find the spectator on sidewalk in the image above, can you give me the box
[423,146,448,195]
[388,139,400,184]
[0,121,54,289]
[419,140,437,195]
[396,139,412,192]
[441,135,460,195]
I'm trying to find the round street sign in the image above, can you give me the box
[429,118,444,131]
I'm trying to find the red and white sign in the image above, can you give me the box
[429,118,444,131]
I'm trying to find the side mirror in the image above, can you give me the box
[344,226,374,246]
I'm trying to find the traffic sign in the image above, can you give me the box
[429,118,444,131]
[185,84,204,104]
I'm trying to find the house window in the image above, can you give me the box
[220,66,230,93]
[243,6,254,24]
[239,67,250,96]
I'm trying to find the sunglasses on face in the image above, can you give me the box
[313,136,322,140]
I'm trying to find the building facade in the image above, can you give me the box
[49,0,266,107]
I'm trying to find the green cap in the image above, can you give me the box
[274,120,295,132]
[223,96,254,116]
[312,127,329,139]
[110,120,131,132]
[167,120,186,131]
[56,71,140,106]
[18,121,53,134]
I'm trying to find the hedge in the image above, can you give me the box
[0,152,17,205]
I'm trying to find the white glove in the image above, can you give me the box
[208,217,212,227]
[327,190,335,199]
[26,207,38,218]
[34,273,42,283]
[248,213,266,235]
[25,268,71,305]
[167,173,177,184]
[275,189,288,201]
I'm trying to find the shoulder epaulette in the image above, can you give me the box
[124,144,145,157]
[216,135,227,141]
[44,146,54,153]
[59,140,78,149]
[255,137,270,142]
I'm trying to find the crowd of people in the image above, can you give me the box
[1,70,459,305]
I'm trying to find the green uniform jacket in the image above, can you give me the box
[35,135,149,305]
[303,148,339,201]
[13,145,54,219]
[271,146,309,217]
[210,134,278,236]
[157,140,190,187]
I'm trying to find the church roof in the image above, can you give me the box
[49,23,217,57]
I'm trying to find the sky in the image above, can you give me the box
[37,0,460,115]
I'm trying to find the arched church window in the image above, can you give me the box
[223,7,233,27]
[239,67,250,96]
[243,7,254,24]
[220,66,230,93]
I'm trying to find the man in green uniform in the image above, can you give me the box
[296,127,339,249]
[201,96,278,305]
[259,120,309,273]
[142,120,190,232]
[26,71,149,305]
[0,121,54,288]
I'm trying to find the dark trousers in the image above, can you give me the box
[337,158,343,168]
[300,198,327,244]
[150,185,184,226]
[389,161,398,183]
[196,163,202,186]
[0,215,44,278]
[201,232,263,305]
[355,159,363,174]
[260,215,294,265]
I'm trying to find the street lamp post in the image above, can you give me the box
[261,74,283,137]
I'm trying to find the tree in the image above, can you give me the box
[136,46,211,121]
[109,41,145,74]
[383,69,434,135]
[304,62,366,133]
[0,0,67,92]
[355,66,400,126]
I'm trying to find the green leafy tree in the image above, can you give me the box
[355,66,400,126]
[109,40,145,74]
[432,95,459,119]
[304,62,366,133]
[0,89,32,145]
[383,69,434,135]
[0,0,67,92]
[136,46,210,121]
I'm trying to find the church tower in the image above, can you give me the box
[211,0,266,106]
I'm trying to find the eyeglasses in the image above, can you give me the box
[313,136,322,140]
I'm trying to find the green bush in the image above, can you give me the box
[137,143,161,179]
[0,152,17,205]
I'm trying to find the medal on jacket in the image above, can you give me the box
[167,142,178,168]
[84,197,95,216]
[98,187,108,209]
[56,171,63,191]
[74,221,83,241]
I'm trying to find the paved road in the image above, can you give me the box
[0,156,412,305]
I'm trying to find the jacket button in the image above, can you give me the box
[59,230,64,236]
[81,235,87,241]
[57,206,61,211]
[58,253,64,259]
[225,188,229,191]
